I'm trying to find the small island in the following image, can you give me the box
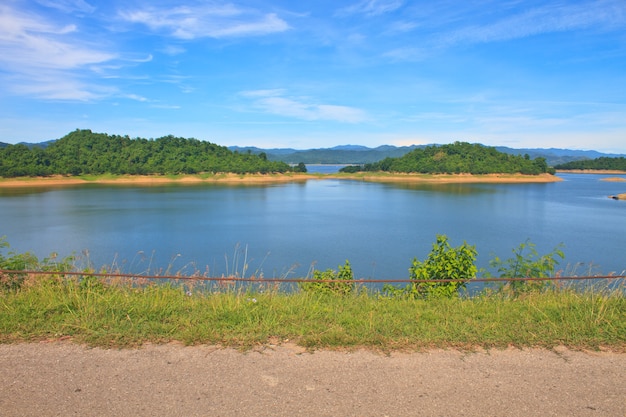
[339,141,555,175]
[554,157,626,173]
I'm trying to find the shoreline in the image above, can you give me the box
[332,172,561,184]
[0,172,562,188]
[0,173,315,187]
[557,169,626,174]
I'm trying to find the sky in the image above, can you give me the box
[1,0,625,153]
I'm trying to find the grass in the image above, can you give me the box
[1,275,624,351]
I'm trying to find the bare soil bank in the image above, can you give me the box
[0,343,623,417]
[0,172,561,188]
[0,173,314,187]
[557,169,626,175]
[333,172,561,184]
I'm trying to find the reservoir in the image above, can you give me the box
[1,173,625,280]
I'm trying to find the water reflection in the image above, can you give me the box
[379,181,498,194]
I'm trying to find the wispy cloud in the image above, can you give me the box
[119,4,290,39]
[9,74,114,101]
[379,1,626,62]
[382,46,427,62]
[160,45,186,56]
[0,4,117,100]
[150,104,181,110]
[124,93,149,102]
[35,0,95,14]
[240,89,367,123]
[438,1,626,46]
[337,0,404,17]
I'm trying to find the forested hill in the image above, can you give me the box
[554,157,626,171]
[0,130,293,177]
[347,142,554,175]
[228,144,624,166]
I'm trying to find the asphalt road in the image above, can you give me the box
[0,343,624,416]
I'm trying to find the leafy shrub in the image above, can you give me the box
[301,260,354,295]
[409,235,477,298]
[487,240,565,294]
[0,236,75,291]
[385,235,477,298]
[0,237,40,291]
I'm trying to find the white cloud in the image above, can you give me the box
[0,4,117,100]
[10,73,114,100]
[337,0,403,17]
[125,94,149,102]
[240,90,367,123]
[120,4,290,39]
[161,45,186,56]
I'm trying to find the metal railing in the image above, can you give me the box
[1,269,624,285]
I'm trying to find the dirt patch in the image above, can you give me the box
[0,342,623,417]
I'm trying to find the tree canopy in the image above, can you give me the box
[342,142,554,175]
[554,157,626,171]
[0,130,293,177]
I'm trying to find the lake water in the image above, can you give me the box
[1,172,625,282]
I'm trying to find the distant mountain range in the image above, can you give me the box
[229,144,626,167]
[0,140,56,149]
[2,139,624,167]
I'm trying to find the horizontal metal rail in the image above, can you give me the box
[1,269,624,284]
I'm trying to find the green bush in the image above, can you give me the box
[300,260,354,295]
[0,237,39,291]
[385,235,477,298]
[0,236,74,291]
[487,240,565,294]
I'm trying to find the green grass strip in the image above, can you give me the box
[1,278,624,351]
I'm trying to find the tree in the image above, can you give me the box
[293,162,308,173]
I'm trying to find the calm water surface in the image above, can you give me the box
[1,173,624,280]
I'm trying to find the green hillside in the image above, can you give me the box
[554,157,626,171]
[0,130,294,177]
[347,142,554,175]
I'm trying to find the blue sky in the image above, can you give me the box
[1,0,625,152]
